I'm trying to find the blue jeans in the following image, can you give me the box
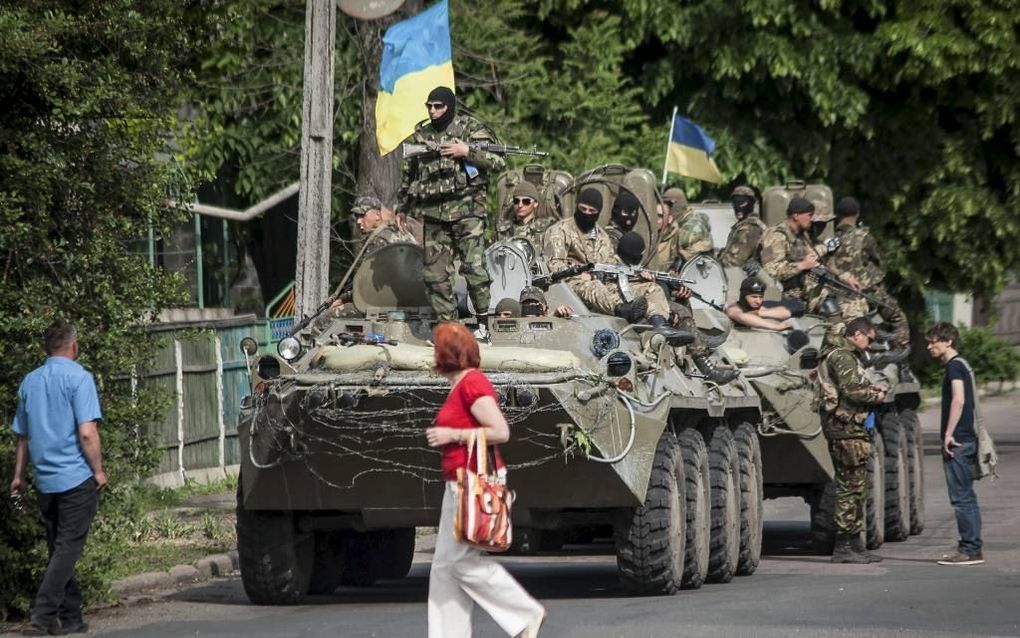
[943,440,982,555]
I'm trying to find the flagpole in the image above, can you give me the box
[661,105,678,187]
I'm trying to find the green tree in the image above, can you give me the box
[0,1,206,618]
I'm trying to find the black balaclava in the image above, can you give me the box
[731,186,756,220]
[617,232,645,266]
[574,187,603,233]
[427,86,456,131]
[612,191,641,232]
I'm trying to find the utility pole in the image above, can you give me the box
[294,0,336,320]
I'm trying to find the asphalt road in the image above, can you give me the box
[9,393,1020,637]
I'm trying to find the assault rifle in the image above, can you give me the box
[807,267,894,312]
[401,142,549,160]
[531,262,595,289]
[590,263,727,313]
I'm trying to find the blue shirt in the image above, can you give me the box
[11,356,102,493]
[940,356,976,443]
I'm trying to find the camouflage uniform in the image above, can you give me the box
[398,114,505,321]
[818,332,883,536]
[496,216,554,254]
[761,221,823,306]
[653,222,679,271]
[604,221,627,248]
[362,218,421,256]
[719,215,767,268]
[671,207,714,267]
[827,222,910,348]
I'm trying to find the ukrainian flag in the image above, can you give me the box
[664,111,724,184]
[375,0,455,155]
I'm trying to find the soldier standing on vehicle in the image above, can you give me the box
[827,197,910,350]
[396,86,505,340]
[495,181,552,253]
[818,316,887,564]
[760,197,825,307]
[604,190,641,247]
[720,185,767,269]
[351,196,420,256]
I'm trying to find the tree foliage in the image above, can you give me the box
[0,1,205,619]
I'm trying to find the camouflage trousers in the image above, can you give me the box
[828,438,872,536]
[570,278,670,320]
[423,216,491,322]
[667,295,708,358]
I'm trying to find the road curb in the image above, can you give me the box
[112,550,239,598]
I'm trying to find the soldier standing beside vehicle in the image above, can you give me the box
[496,181,552,253]
[761,197,823,307]
[827,197,910,350]
[720,185,767,269]
[818,316,886,564]
[396,86,505,339]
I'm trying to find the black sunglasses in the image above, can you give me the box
[425,102,447,110]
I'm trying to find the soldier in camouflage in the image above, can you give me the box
[396,86,505,336]
[652,188,684,270]
[604,190,641,247]
[719,185,767,269]
[828,197,910,350]
[495,181,552,253]
[662,187,713,269]
[818,316,887,564]
[760,197,826,308]
[351,196,420,256]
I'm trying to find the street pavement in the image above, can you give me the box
[8,393,1020,637]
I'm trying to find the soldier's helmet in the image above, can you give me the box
[739,276,767,297]
[835,196,860,218]
[663,187,688,215]
[519,286,546,305]
[351,195,384,217]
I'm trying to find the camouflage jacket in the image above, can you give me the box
[362,218,420,256]
[826,222,884,291]
[719,215,767,268]
[397,114,505,222]
[653,223,679,271]
[818,332,883,440]
[672,208,714,265]
[496,216,553,253]
[605,221,627,248]
[542,217,615,273]
[761,221,820,300]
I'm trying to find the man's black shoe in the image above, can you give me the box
[58,620,89,635]
[23,618,60,636]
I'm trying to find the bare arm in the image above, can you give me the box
[11,436,28,493]
[726,305,791,331]
[468,396,510,444]
[943,378,966,457]
[78,421,108,489]
[757,305,792,320]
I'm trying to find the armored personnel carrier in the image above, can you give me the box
[234,165,766,604]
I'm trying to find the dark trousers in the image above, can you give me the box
[33,477,98,625]
[943,440,982,555]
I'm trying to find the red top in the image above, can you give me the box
[436,369,497,480]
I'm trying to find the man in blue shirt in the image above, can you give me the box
[926,321,983,566]
[10,321,106,634]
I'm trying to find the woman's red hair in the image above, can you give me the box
[433,322,481,374]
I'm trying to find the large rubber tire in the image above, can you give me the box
[733,422,763,576]
[235,484,314,605]
[865,432,886,550]
[902,408,926,535]
[678,429,710,590]
[615,432,686,596]
[881,412,911,542]
[706,425,740,583]
[341,528,416,586]
[809,480,836,556]
[307,531,345,595]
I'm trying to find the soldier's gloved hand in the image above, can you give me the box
[742,260,761,276]
[825,236,841,254]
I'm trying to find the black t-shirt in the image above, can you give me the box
[940,356,976,442]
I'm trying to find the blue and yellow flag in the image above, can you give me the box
[375,0,455,155]
[664,112,724,184]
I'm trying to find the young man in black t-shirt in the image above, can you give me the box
[926,321,983,565]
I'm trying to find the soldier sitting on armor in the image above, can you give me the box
[496,181,552,253]
[351,196,421,256]
[494,298,521,318]
[725,276,795,331]
[605,190,641,247]
[666,188,713,270]
[652,188,684,270]
[518,286,574,318]
[719,185,767,269]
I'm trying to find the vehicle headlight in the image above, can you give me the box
[277,336,302,361]
[592,329,620,358]
[606,351,632,377]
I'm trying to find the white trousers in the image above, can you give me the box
[427,482,544,638]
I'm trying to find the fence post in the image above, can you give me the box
[215,334,226,472]
[175,339,185,485]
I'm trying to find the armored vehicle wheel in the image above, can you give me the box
[865,432,886,550]
[236,485,313,605]
[809,481,836,555]
[706,425,740,583]
[615,432,686,596]
[678,429,710,590]
[902,408,926,535]
[341,528,416,586]
[881,412,911,542]
[733,422,763,576]
[308,531,345,595]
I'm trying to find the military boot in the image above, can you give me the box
[692,353,739,385]
[647,315,694,347]
[613,297,648,324]
[831,533,871,564]
[850,535,883,563]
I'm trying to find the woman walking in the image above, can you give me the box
[425,322,546,638]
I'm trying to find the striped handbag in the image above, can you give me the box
[453,428,514,552]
